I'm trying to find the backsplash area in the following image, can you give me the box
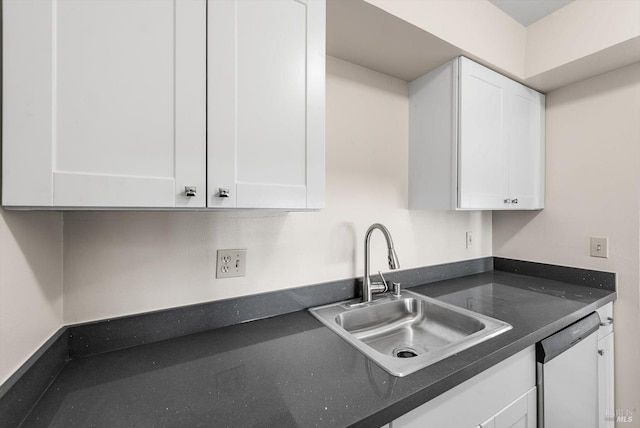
[62,57,491,324]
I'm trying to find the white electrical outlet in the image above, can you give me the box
[590,237,608,258]
[466,231,473,249]
[216,249,247,278]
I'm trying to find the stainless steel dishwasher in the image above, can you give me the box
[537,312,601,428]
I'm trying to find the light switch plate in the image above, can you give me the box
[216,249,247,278]
[466,231,473,249]
[590,237,608,258]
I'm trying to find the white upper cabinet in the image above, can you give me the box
[207,0,325,209]
[2,0,325,210]
[409,57,545,211]
[2,0,207,208]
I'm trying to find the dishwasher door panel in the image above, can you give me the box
[538,332,598,428]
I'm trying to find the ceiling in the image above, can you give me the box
[488,0,575,26]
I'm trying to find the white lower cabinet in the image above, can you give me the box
[597,303,615,428]
[479,387,536,428]
[389,346,536,428]
[598,332,615,428]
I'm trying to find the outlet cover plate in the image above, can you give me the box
[590,237,608,258]
[216,249,247,278]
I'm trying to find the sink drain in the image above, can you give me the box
[393,347,419,358]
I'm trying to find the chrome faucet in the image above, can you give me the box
[363,223,400,303]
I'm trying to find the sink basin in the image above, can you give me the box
[309,290,512,377]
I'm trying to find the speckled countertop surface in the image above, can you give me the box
[21,271,615,428]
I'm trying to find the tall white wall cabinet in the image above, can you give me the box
[2,0,325,209]
[409,57,545,211]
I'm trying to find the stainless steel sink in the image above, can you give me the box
[309,290,512,377]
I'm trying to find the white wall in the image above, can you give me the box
[62,56,492,324]
[0,209,63,385]
[493,63,640,417]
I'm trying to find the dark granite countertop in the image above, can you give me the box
[20,271,615,428]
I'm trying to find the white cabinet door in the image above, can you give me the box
[391,347,535,428]
[596,302,614,428]
[598,332,615,428]
[505,80,545,210]
[459,58,509,210]
[459,57,544,210]
[480,387,537,428]
[207,0,325,209]
[2,0,206,208]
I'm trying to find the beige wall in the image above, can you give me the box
[0,209,63,385]
[493,63,640,416]
[526,0,640,77]
[62,57,492,324]
[365,0,526,77]
[360,0,640,92]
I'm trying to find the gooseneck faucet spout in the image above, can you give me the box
[363,223,400,303]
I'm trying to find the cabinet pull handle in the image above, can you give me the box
[184,186,197,197]
[600,317,613,326]
[512,198,518,204]
[218,188,230,198]
[598,349,605,356]
[504,199,511,204]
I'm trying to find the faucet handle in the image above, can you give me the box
[377,271,389,293]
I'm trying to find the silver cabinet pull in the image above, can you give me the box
[504,198,511,204]
[184,186,197,197]
[600,317,613,326]
[512,198,519,204]
[218,188,230,198]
